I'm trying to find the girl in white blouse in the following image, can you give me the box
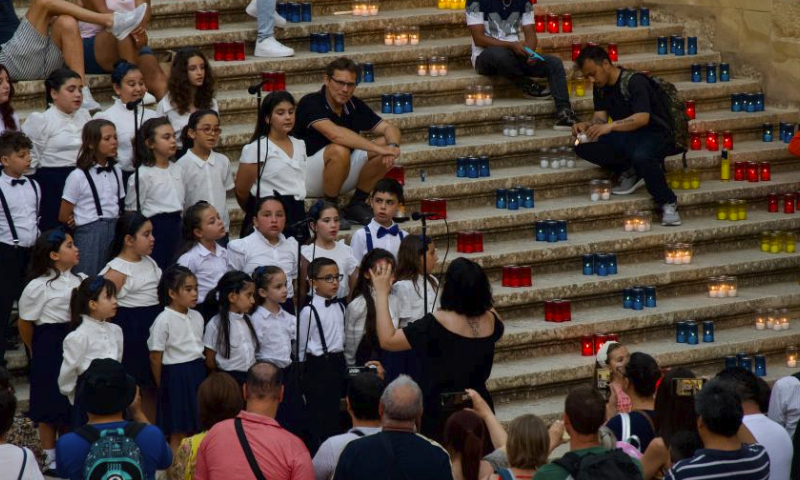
[101,211,162,422]
[126,116,184,269]
[21,68,92,231]
[394,235,440,325]
[233,91,307,238]
[0,64,19,133]
[148,265,206,451]
[18,229,84,469]
[93,62,157,183]
[59,120,126,276]
[202,271,259,386]
[156,48,218,147]
[58,276,123,426]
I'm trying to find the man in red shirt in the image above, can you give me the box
[195,362,314,480]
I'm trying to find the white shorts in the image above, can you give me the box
[304,145,369,197]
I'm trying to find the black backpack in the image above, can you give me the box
[553,448,642,480]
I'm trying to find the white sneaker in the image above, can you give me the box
[254,36,294,58]
[110,4,147,40]
[246,0,287,27]
[142,92,156,105]
[81,86,101,111]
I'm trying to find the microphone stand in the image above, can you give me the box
[253,78,275,220]
[420,215,429,314]
[132,103,141,212]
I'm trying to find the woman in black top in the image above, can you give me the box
[372,257,504,440]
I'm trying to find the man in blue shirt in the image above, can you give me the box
[56,359,172,480]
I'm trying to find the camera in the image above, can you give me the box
[346,365,378,378]
[596,366,612,400]
[440,391,473,410]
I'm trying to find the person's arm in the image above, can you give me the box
[468,25,528,56]
[149,351,163,387]
[311,119,396,157]
[371,263,411,351]
[466,389,507,449]
[585,112,650,138]
[573,111,610,135]
[641,437,670,480]
[298,255,310,308]
[58,200,76,228]
[371,121,402,149]
[104,268,127,294]
[520,24,538,52]
[18,319,34,355]
[204,348,217,371]
[58,334,86,400]
[234,162,256,210]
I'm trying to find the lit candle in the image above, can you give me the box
[438,56,448,75]
[535,14,545,33]
[572,42,582,61]
[705,130,719,151]
[367,2,378,14]
[384,27,394,46]
[624,218,634,232]
[607,43,618,62]
[475,86,485,106]
[394,28,408,46]
[484,85,493,105]
[428,57,438,77]
[409,26,419,45]
[780,309,790,330]
[465,87,475,106]
[755,311,766,330]
[723,131,733,150]
[561,13,573,33]
[787,346,798,368]
[417,56,428,76]
[547,13,559,34]
[685,100,696,120]
[665,246,675,264]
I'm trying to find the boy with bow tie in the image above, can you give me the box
[350,178,407,263]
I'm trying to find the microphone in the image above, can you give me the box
[126,99,143,111]
[247,78,273,95]
[290,216,313,229]
[411,211,437,221]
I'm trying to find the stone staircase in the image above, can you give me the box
[8,0,800,426]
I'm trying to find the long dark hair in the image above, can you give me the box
[444,410,488,480]
[44,67,81,105]
[351,249,396,364]
[178,109,219,158]
[180,201,215,255]
[253,265,285,306]
[26,228,79,285]
[395,235,437,296]
[249,90,296,143]
[108,211,150,261]
[0,64,17,131]
[167,48,215,115]
[157,265,197,307]
[77,119,118,170]
[70,276,118,328]
[135,116,173,167]
[205,271,259,358]
[654,367,700,447]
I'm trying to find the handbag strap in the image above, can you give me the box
[16,446,27,480]
[235,417,269,480]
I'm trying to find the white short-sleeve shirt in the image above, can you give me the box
[394,277,439,327]
[349,219,407,265]
[21,106,91,169]
[251,305,296,368]
[18,271,86,325]
[147,307,205,365]
[62,165,125,225]
[176,150,234,230]
[101,256,161,308]
[94,99,158,172]
[301,241,359,298]
[298,295,345,361]
[203,312,258,372]
[124,163,185,218]
[176,242,229,303]
[227,231,299,298]
[239,136,308,200]
[58,315,124,403]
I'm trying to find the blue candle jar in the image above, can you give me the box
[691,63,702,83]
[309,33,319,52]
[755,92,765,112]
[763,123,773,142]
[318,32,331,53]
[719,63,730,82]
[277,2,289,17]
[686,321,699,344]
[702,321,715,342]
[402,93,413,113]
[626,7,637,27]
[556,220,567,240]
[354,62,362,85]
[334,32,345,52]
[669,35,677,53]
[467,157,479,179]
[381,94,392,114]
[736,352,748,364]
[456,157,467,177]
[495,189,507,209]
[674,36,685,56]
[687,36,698,55]
[706,63,717,83]
[739,355,752,371]
[596,254,609,277]
[676,321,688,343]
[657,36,667,55]
[754,355,766,377]
[639,7,650,26]
[779,122,790,142]
[445,125,456,145]
[301,2,311,21]
[731,93,742,112]
[427,125,436,146]
[507,188,520,210]
[546,220,558,242]
[607,253,617,274]
[479,156,490,177]
[437,126,448,147]
[392,93,403,114]
[616,8,626,27]
[583,254,595,276]
[724,355,737,368]
[523,189,535,209]
[623,288,634,308]
[745,94,756,113]
[289,2,301,22]
[784,124,795,144]
[535,221,547,242]
[362,63,374,83]
[644,286,656,307]
[632,287,645,310]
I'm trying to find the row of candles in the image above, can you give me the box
[691,63,730,83]
[496,188,535,210]
[351,0,379,15]
[417,56,448,76]
[381,93,413,114]
[535,220,568,242]
[767,193,800,214]
[309,32,345,53]
[755,309,792,330]
[213,42,246,62]
[384,27,420,46]
[764,122,796,143]
[435,0,466,10]
[666,170,701,190]
[456,231,484,253]
[427,125,456,147]
[259,71,287,92]
[657,35,699,56]
[570,42,616,62]
[589,179,612,202]
[502,266,533,288]
[583,253,619,276]
[707,276,738,298]
[622,286,657,309]
[534,13,574,34]
[581,333,620,356]
[715,199,748,221]
[686,128,734,151]
[615,7,650,27]
[664,243,693,264]
[726,161,771,182]
[731,92,765,112]
[278,2,312,22]
[455,156,491,178]
[676,321,714,343]
[419,198,447,219]
[465,86,494,106]
[726,353,768,377]
[760,230,797,253]
[623,211,652,232]
[545,299,572,322]
[502,116,536,137]
[195,11,220,30]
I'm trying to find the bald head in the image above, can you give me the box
[381,375,423,422]
[245,362,283,401]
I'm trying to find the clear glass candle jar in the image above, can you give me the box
[502,116,518,137]
[465,86,476,106]
[519,115,535,136]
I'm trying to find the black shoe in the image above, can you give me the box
[519,81,552,99]
[553,109,578,131]
[343,199,373,226]
[338,217,352,231]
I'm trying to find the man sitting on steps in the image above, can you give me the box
[572,46,681,226]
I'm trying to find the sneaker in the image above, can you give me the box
[612,168,645,195]
[343,199,373,226]
[81,86,102,111]
[338,217,352,231]
[142,92,156,106]
[110,3,147,40]
[552,109,578,131]
[246,0,287,27]
[519,81,551,99]
[662,203,682,226]
[254,36,294,58]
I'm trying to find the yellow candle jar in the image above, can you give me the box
[760,231,771,252]
[717,200,728,220]
[728,200,739,221]
[785,232,796,253]
[771,232,783,254]
[735,199,747,220]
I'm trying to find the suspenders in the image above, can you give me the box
[0,180,39,246]
[82,168,122,219]
[364,225,405,253]
[305,302,345,359]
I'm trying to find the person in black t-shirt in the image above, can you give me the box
[292,57,402,228]
[572,46,680,227]
[466,0,577,130]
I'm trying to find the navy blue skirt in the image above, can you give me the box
[112,305,161,387]
[32,166,74,231]
[72,374,88,428]
[276,362,307,441]
[149,211,182,269]
[28,323,72,425]
[157,358,206,435]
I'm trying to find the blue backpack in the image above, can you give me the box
[75,423,147,480]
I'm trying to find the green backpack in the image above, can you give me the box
[75,423,147,480]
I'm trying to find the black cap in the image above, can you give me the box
[78,359,137,415]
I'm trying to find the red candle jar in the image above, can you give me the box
[529,0,536,4]
[705,130,719,151]
[746,161,759,182]
[262,71,275,91]
[473,231,484,252]
[581,335,594,356]
[733,161,745,181]
[561,13,573,33]
[385,165,405,185]
[571,42,582,61]
[785,194,796,214]
[534,14,545,33]
[420,198,446,220]
[234,41,246,61]
[547,13,559,34]
[594,333,609,354]
[606,333,619,342]
[690,131,702,150]
[209,10,219,29]
[457,232,474,253]
[214,42,224,61]
[544,300,554,322]
[557,300,572,322]
[502,265,514,287]
[224,42,236,61]
[607,43,618,62]
[768,193,779,213]
[685,100,696,120]
[195,10,206,30]
[274,71,286,90]
[759,162,771,181]
[516,266,532,287]
[723,131,733,150]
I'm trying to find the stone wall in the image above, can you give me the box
[645,0,800,109]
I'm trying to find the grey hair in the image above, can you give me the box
[380,375,423,422]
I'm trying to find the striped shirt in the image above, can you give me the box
[665,444,770,480]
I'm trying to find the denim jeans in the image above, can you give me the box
[575,129,677,206]
[475,46,571,113]
[257,0,277,40]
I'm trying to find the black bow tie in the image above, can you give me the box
[10,179,26,186]
[96,165,114,173]
[377,224,400,238]
[325,297,345,307]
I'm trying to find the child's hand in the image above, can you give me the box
[365,360,385,379]
[370,263,394,297]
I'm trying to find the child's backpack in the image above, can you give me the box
[553,448,642,480]
[75,423,147,480]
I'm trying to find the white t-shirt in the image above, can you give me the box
[21,106,91,169]
[100,256,161,308]
[0,445,44,480]
[239,136,308,200]
[176,150,234,230]
[349,219,407,265]
[301,241,358,298]
[124,163,185,218]
[465,0,534,66]
[147,307,205,365]
[203,312,258,372]
[298,295,345,361]
[227,231,299,298]
[94,99,158,172]
[18,271,86,325]
[61,165,125,225]
[394,277,439,327]
[743,413,793,480]
[176,243,229,303]
[58,315,124,402]
[155,94,219,147]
